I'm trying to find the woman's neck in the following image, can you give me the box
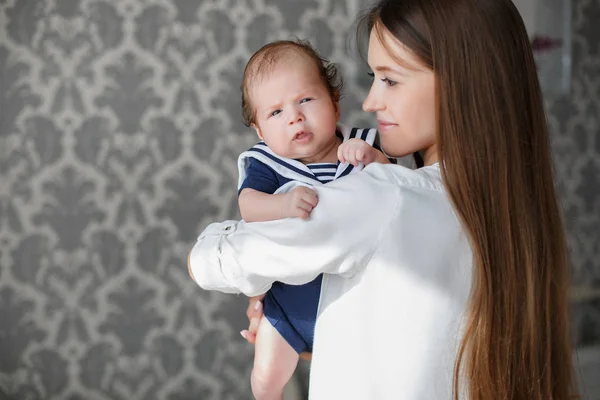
[421,145,439,166]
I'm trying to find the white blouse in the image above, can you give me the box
[189,162,473,399]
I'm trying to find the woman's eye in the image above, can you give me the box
[367,72,375,79]
[382,78,397,87]
[270,109,281,117]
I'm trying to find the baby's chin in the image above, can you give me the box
[279,148,314,161]
[288,151,319,163]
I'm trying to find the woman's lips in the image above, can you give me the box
[377,120,397,131]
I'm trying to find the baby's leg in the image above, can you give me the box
[251,317,299,400]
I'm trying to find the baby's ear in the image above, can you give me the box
[334,102,341,121]
[251,123,264,140]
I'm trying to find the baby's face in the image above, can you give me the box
[250,57,340,163]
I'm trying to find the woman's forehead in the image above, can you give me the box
[367,26,425,72]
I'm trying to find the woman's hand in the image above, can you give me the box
[241,295,312,361]
[241,294,265,344]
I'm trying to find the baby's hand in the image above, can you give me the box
[338,138,379,166]
[284,186,318,219]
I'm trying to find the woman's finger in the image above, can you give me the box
[248,314,261,335]
[240,329,257,345]
[246,295,265,320]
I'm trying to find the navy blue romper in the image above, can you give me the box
[237,126,381,353]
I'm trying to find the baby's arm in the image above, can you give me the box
[239,186,318,223]
[371,148,392,164]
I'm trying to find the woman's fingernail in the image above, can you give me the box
[240,331,248,339]
[254,301,262,311]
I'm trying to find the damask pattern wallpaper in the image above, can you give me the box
[0,0,598,399]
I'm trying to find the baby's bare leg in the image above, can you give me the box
[251,317,300,400]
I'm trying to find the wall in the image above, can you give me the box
[0,0,598,399]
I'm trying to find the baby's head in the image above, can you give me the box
[241,39,343,161]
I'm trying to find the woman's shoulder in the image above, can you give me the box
[363,162,445,194]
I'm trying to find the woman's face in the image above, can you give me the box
[363,27,438,165]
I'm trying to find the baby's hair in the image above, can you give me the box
[241,38,343,127]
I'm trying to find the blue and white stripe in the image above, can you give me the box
[307,163,337,183]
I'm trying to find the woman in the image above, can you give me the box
[188,0,578,398]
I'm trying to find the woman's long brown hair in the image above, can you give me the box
[359,0,578,398]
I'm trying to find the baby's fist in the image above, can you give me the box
[338,138,378,166]
[285,186,318,219]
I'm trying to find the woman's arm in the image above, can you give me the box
[188,165,399,296]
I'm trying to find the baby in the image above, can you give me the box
[237,39,390,400]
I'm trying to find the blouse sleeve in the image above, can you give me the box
[188,164,400,296]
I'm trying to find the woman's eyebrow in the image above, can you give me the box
[374,65,409,75]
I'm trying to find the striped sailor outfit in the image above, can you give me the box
[237,125,379,353]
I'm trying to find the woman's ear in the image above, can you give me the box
[251,123,264,141]
[334,102,341,121]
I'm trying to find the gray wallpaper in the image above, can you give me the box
[552,0,600,348]
[0,0,598,399]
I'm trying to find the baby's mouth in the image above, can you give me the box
[293,131,311,141]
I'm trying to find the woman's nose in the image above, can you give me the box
[362,86,382,112]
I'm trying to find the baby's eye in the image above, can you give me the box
[300,98,312,104]
[367,72,375,79]
[270,109,282,117]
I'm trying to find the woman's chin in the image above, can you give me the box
[379,145,410,159]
